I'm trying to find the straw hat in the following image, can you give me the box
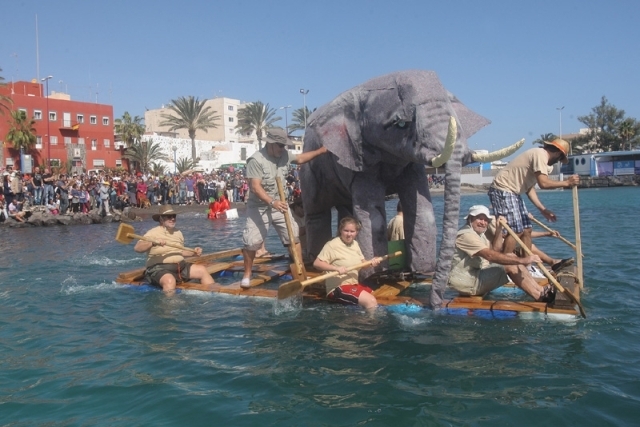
[543,138,570,163]
[152,205,178,222]
[265,128,294,147]
[102,180,110,185]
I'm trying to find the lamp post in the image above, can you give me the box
[556,106,567,154]
[279,105,292,135]
[172,145,177,173]
[300,89,309,130]
[41,75,53,166]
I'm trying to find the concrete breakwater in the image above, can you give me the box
[579,174,640,188]
[0,207,140,228]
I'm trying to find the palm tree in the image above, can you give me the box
[0,68,12,116]
[160,96,220,164]
[122,138,168,174]
[235,101,281,149]
[114,112,145,148]
[5,110,37,170]
[289,106,314,133]
[175,157,196,174]
[618,119,636,151]
[150,162,167,176]
[531,133,557,146]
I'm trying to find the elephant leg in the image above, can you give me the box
[396,163,436,274]
[351,170,387,278]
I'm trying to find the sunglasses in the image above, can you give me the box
[161,214,177,220]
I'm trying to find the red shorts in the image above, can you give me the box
[327,284,373,305]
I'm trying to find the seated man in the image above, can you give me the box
[8,200,27,222]
[448,205,555,302]
[134,205,216,293]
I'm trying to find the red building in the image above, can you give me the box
[0,79,123,173]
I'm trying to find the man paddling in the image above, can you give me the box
[448,205,555,302]
[240,128,328,289]
[488,138,579,255]
[134,205,215,292]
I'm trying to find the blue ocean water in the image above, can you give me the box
[1,187,639,426]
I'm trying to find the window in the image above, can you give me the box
[5,157,14,166]
[104,139,110,148]
[49,111,57,121]
[50,159,61,167]
[64,137,72,145]
[91,139,97,150]
[77,114,84,124]
[581,158,586,165]
[50,136,58,146]
[228,105,234,111]
[93,159,105,167]
[34,110,42,120]
[102,117,109,126]
[90,115,97,125]
[228,117,234,122]
[78,137,85,145]
[115,159,122,167]
[36,136,43,149]
[18,108,27,116]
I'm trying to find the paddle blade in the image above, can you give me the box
[277,280,303,300]
[115,223,135,245]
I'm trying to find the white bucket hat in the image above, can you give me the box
[465,205,493,220]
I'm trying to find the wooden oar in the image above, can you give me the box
[573,186,584,289]
[528,213,583,256]
[276,177,306,281]
[115,223,196,252]
[277,251,402,300]
[498,218,586,318]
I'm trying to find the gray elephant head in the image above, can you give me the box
[300,70,520,307]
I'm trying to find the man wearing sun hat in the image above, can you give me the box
[448,205,555,302]
[488,138,580,256]
[134,205,215,292]
[99,179,112,216]
[240,127,328,289]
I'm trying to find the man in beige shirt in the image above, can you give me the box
[488,139,580,255]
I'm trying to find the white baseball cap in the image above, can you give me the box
[465,205,493,220]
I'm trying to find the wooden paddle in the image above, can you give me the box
[528,213,583,256]
[277,251,402,300]
[276,177,306,281]
[115,223,197,252]
[499,218,586,318]
[573,186,584,289]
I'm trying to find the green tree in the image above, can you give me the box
[122,138,168,174]
[114,112,145,148]
[574,96,626,153]
[160,96,220,164]
[150,161,167,176]
[617,118,637,151]
[531,133,557,146]
[5,110,37,169]
[235,101,281,149]
[0,68,12,116]
[288,106,314,134]
[175,156,196,174]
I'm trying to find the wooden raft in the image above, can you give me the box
[116,249,582,316]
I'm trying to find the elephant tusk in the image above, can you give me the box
[472,138,525,163]
[430,116,457,168]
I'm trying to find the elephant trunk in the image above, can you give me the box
[430,138,463,308]
[471,139,524,163]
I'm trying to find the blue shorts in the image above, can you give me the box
[488,187,531,234]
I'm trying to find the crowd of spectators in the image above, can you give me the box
[0,164,303,222]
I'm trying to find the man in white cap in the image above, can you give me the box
[240,128,328,289]
[134,205,215,293]
[488,138,580,255]
[448,205,555,302]
[99,180,112,216]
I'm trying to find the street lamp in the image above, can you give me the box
[279,105,292,135]
[172,145,178,173]
[300,89,309,130]
[556,106,567,154]
[41,75,53,166]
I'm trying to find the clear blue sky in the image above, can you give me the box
[2,0,638,152]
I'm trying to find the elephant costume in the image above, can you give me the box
[299,70,522,308]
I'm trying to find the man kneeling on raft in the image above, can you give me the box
[448,205,556,302]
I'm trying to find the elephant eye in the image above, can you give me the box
[396,120,406,128]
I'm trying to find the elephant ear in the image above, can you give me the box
[448,92,491,138]
[307,92,365,171]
